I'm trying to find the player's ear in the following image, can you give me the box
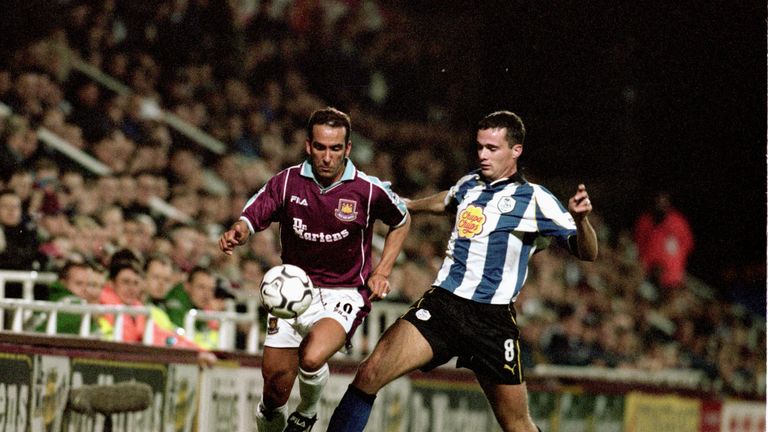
[512,144,523,158]
[305,139,312,156]
[344,140,352,157]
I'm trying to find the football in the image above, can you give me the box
[259,264,314,319]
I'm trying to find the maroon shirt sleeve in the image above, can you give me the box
[240,169,288,232]
[369,181,408,227]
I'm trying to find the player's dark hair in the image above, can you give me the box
[477,111,526,147]
[307,107,351,144]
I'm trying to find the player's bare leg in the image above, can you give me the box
[326,319,433,431]
[476,375,539,432]
[353,319,433,393]
[258,347,299,431]
[299,317,347,371]
[283,318,347,431]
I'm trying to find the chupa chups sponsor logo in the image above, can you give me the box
[457,205,486,238]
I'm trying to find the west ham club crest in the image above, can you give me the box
[335,199,358,222]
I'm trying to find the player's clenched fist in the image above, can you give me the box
[568,183,593,220]
[219,220,250,255]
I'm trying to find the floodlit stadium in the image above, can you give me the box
[0,1,764,431]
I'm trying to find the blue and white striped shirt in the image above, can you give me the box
[433,171,577,304]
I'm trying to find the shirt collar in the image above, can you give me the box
[475,169,525,187]
[300,158,357,186]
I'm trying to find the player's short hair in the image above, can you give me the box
[477,111,526,147]
[307,107,351,144]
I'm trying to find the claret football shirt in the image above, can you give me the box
[240,159,408,289]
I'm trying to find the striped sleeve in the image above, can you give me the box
[445,173,477,212]
[532,185,577,238]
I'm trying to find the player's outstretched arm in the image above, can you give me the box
[567,184,598,261]
[219,220,251,256]
[368,214,411,300]
[403,191,449,214]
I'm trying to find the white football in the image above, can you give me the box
[259,264,314,319]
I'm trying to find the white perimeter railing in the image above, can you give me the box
[0,270,408,358]
[0,271,716,392]
[0,297,261,353]
[0,270,57,324]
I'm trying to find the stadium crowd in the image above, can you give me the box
[0,0,763,398]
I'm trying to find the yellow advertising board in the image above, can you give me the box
[624,392,701,432]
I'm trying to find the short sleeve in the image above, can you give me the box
[240,170,287,233]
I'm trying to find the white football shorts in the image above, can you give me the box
[264,287,369,348]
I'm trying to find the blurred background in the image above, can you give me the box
[2,0,763,291]
[0,0,764,399]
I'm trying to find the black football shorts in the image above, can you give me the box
[401,287,525,385]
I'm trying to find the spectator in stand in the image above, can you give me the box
[6,168,35,211]
[543,305,594,366]
[3,72,45,121]
[160,265,220,349]
[121,214,156,257]
[117,174,138,209]
[162,266,214,326]
[633,191,694,291]
[98,205,124,248]
[0,115,40,178]
[199,190,231,237]
[97,250,147,342]
[144,253,176,306]
[29,158,61,217]
[141,254,217,358]
[91,130,137,174]
[58,169,86,215]
[66,76,112,143]
[34,260,103,334]
[129,172,158,216]
[0,188,40,277]
[95,176,120,209]
[166,148,206,192]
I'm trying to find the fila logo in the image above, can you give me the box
[290,195,308,206]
